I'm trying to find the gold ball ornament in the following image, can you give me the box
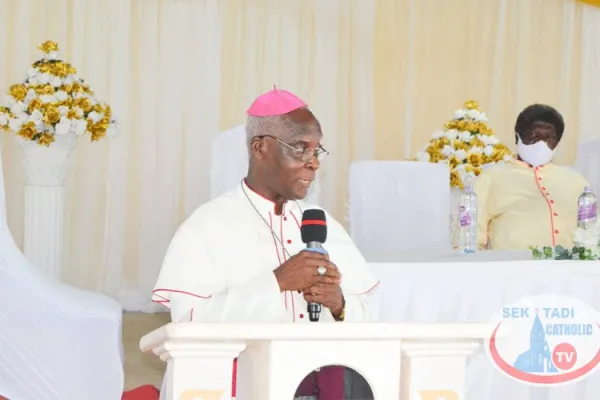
[38,40,59,54]
[464,100,479,110]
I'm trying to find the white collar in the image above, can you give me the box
[240,179,292,216]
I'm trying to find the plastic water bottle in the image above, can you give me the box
[577,186,597,229]
[458,185,478,253]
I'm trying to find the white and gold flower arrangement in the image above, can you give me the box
[415,100,512,189]
[0,40,116,147]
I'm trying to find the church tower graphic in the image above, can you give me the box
[513,313,559,373]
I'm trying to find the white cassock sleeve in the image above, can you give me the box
[152,220,287,323]
[323,211,380,322]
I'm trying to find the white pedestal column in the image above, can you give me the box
[401,341,480,400]
[156,341,246,400]
[18,135,76,280]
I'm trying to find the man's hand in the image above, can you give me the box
[273,250,341,292]
[302,283,344,318]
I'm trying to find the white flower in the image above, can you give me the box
[9,118,23,132]
[55,117,72,135]
[72,119,87,135]
[444,129,459,140]
[25,89,36,103]
[480,135,499,145]
[459,131,472,142]
[64,75,75,85]
[72,107,83,118]
[454,149,467,161]
[106,123,118,138]
[29,110,44,125]
[462,171,477,185]
[441,145,454,157]
[27,67,38,78]
[28,76,38,86]
[574,226,600,248]
[55,90,68,102]
[470,146,484,154]
[50,76,63,88]
[467,109,487,121]
[455,163,467,171]
[58,106,69,116]
[40,94,56,104]
[4,95,16,108]
[47,51,60,60]
[10,101,25,115]
[484,145,495,157]
[88,111,103,123]
[454,109,467,119]
[16,112,28,122]
[38,73,51,84]
[416,151,430,162]
[432,130,444,139]
[503,154,513,162]
[0,112,8,126]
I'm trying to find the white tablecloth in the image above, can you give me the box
[369,251,600,400]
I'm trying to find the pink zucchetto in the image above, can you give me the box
[246,85,307,117]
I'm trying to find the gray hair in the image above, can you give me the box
[245,108,316,155]
[245,115,282,148]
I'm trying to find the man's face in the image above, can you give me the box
[516,121,559,150]
[264,109,323,200]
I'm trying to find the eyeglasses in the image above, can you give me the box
[259,135,329,162]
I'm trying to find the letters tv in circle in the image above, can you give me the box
[484,295,600,386]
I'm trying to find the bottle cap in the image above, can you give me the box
[585,186,593,193]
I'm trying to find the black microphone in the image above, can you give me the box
[300,209,327,322]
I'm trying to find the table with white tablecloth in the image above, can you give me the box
[369,251,600,400]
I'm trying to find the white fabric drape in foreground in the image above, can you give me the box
[1,0,599,311]
[0,143,124,399]
[348,161,451,262]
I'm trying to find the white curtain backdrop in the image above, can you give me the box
[578,5,600,142]
[1,0,600,311]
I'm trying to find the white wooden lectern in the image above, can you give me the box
[140,322,487,400]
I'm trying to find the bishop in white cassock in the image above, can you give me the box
[152,86,379,399]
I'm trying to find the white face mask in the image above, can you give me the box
[516,133,555,167]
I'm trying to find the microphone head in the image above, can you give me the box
[301,209,327,243]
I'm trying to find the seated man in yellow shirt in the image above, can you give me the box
[473,104,590,250]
